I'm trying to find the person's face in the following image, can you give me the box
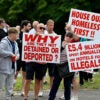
[64,35,72,43]
[65,24,71,33]
[37,25,45,34]
[47,22,54,33]
[33,22,39,30]
[0,20,6,28]
[25,23,31,32]
[11,33,19,41]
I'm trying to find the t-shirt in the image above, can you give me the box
[29,28,36,34]
[60,48,68,63]
[0,28,7,41]
[44,30,57,35]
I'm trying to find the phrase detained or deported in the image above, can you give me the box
[68,8,100,39]
[66,40,100,72]
[22,34,61,63]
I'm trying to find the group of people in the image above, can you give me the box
[0,18,95,100]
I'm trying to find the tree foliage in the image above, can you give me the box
[0,0,99,34]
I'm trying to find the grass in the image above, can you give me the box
[13,71,100,91]
[80,71,100,90]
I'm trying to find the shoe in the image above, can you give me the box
[24,96,28,100]
[11,91,17,96]
[33,97,38,100]
[43,81,48,85]
[59,95,64,99]
[11,92,14,96]
[71,96,78,100]
[38,91,43,97]
[24,97,28,100]
[21,91,24,96]
[13,79,16,84]
[5,97,12,100]
[24,98,28,100]
[90,79,94,83]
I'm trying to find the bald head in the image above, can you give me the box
[32,21,39,29]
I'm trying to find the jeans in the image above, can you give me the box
[48,69,73,100]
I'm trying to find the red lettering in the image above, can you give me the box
[37,35,48,43]
[25,34,38,41]
[24,52,53,62]
[71,10,90,20]
[49,36,59,43]
[70,63,76,70]
[51,48,59,53]
[90,31,95,38]
[74,27,89,37]
[91,15,100,22]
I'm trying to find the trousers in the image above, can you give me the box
[48,67,73,100]
[0,71,14,100]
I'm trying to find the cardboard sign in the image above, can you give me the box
[22,33,61,63]
[66,40,100,72]
[68,8,100,39]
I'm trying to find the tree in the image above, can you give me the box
[0,0,99,34]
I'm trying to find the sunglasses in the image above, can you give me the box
[65,34,73,38]
[39,27,45,30]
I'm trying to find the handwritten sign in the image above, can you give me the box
[66,40,100,72]
[22,33,61,63]
[68,8,100,39]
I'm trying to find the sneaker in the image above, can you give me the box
[38,91,43,97]
[43,81,48,85]
[21,91,24,96]
[11,92,14,96]
[13,79,16,85]
[11,91,19,96]
[90,79,94,83]
[59,95,64,100]
[5,96,12,100]
[71,96,78,100]
[24,96,28,100]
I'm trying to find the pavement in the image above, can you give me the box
[0,89,100,100]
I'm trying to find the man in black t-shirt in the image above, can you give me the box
[15,20,31,96]
[0,18,7,41]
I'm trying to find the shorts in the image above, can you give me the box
[26,62,46,80]
[43,63,56,77]
[17,60,26,72]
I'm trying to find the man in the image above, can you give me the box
[29,21,39,34]
[38,19,57,97]
[15,20,31,96]
[0,27,19,100]
[0,18,8,41]
[45,19,57,88]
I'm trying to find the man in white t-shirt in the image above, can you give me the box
[39,19,57,97]
[44,19,56,35]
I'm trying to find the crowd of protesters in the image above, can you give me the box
[0,18,97,100]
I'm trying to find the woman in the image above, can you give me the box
[24,23,47,100]
[48,32,74,100]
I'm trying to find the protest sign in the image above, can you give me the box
[22,33,61,63]
[66,40,100,72]
[68,8,100,39]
